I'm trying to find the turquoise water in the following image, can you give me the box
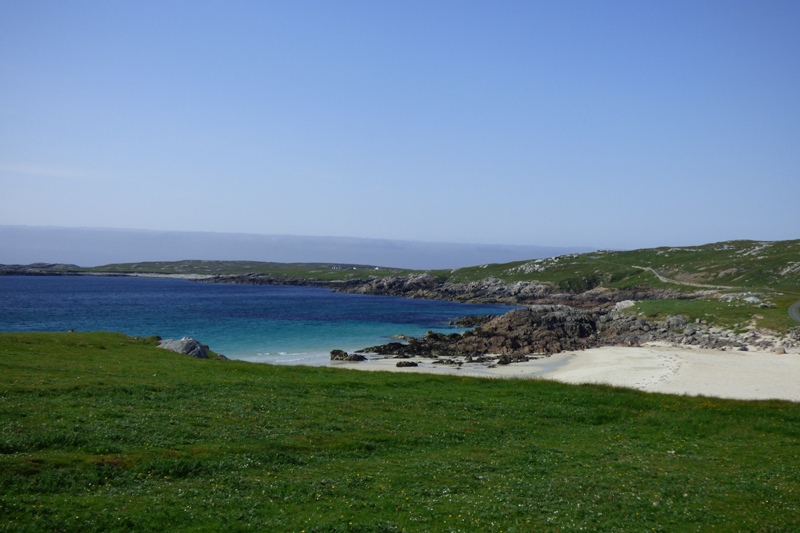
[0,276,516,365]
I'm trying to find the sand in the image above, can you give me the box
[334,344,800,402]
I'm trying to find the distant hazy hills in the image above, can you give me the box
[0,226,593,270]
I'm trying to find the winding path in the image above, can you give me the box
[632,266,734,290]
[790,301,800,323]
[624,266,800,324]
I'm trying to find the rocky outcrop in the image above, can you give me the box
[159,337,208,358]
[336,276,696,307]
[357,306,800,361]
[158,337,227,359]
[343,274,442,297]
[200,272,692,308]
[334,276,555,304]
[440,306,592,355]
[360,305,599,357]
[449,315,495,327]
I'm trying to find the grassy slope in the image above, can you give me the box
[448,239,800,293]
[2,332,800,532]
[449,239,800,332]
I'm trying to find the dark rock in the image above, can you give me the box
[359,305,599,359]
[358,342,410,356]
[449,315,495,327]
[330,349,366,361]
[432,358,462,366]
[353,293,795,359]
[396,361,419,367]
[330,349,349,360]
[497,354,531,365]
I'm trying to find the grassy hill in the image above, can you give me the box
[2,332,800,531]
[448,239,800,293]
[448,239,800,333]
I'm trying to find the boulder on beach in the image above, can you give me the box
[330,349,366,362]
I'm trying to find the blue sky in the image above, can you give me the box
[1,0,798,251]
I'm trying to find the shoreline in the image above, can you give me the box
[334,344,800,403]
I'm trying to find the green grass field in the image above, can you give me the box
[627,298,798,333]
[2,332,799,532]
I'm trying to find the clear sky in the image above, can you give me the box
[1,0,798,251]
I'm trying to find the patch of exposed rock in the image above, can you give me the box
[360,305,599,357]
[342,274,441,297]
[198,272,693,307]
[337,276,695,307]
[357,306,800,362]
[158,337,228,360]
[448,315,495,327]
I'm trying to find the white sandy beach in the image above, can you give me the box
[334,344,800,403]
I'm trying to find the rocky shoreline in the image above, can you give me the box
[332,303,800,366]
[200,272,691,307]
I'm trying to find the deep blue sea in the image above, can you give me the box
[0,276,515,365]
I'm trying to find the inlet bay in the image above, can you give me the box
[0,276,515,365]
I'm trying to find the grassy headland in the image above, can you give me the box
[448,239,800,293]
[2,332,800,531]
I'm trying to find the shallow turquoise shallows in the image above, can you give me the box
[0,276,516,365]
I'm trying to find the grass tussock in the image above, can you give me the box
[2,332,800,531]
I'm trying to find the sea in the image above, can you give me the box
[0,275,516,365]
